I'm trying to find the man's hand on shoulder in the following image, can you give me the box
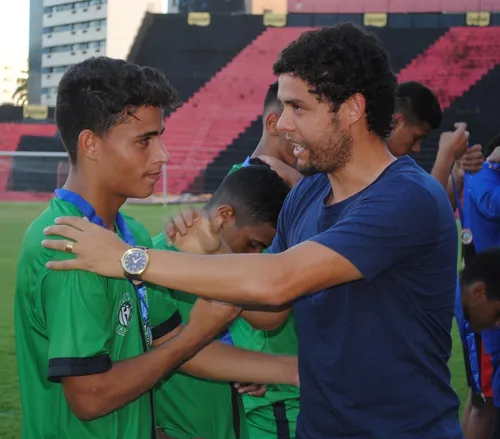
[164,208,224,254]
[171,211,230,255]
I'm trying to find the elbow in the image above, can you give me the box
[70,399,104,421]
[64,385,109,421]
[252,262,294,307]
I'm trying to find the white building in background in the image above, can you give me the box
[38,0,164,107]
[0,59,28,105]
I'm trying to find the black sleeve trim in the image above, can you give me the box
[152,311,182,340]
[47,354,112,383]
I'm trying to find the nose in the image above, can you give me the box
[412,141,421,154]
[276,108,295,134]
[155,137,170,165]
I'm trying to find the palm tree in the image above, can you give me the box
[12,70,28,106]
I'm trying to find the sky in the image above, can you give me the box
[0,0,30,63]
[0,0,169,65]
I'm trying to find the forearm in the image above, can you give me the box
[181,341,298,385]
[142,249,288,306]
[431,149,455,191]
[64,328,209,420]
[446,167,464,211]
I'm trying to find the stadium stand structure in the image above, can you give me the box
[287,0,500,14]
[2,13,500,199]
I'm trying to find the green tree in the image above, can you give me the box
[12,70,28,106]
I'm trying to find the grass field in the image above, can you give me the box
[0,202,468,438]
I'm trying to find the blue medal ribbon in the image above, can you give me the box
[241,156,252,167]
[451,173,481,395]
[55,189,153,348]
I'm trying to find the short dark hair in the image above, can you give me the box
[273,22,397,139]
[460,247,500,300]
[263,81,280,113]
[55,56,179,165]
[206,166,290,229]
[396,82,442,130]
[484,133,500,157]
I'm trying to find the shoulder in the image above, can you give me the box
[469,165,500,189]
[19,199,79,268]
[282,174,329,215]
[365,158,447,214]
[120,212,152,247]
[228,163,243,175]
[151,233,179,251]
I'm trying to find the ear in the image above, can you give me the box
[214,205,236,230]
[472,281,487,300]
[265,112,280,136]
[393,112,405,129]
[343,93,365,127]
[78,129,100,162]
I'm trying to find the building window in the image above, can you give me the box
[44,45,72,54]
[73,21,90,30]
[57,3,75,12]
[53,24,73,32]
[89,18,106,27]
[73,42,89,50]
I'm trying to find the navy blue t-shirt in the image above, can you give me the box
[269,156,461,439]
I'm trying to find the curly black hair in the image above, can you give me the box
[273,23,397,139]
[55,56,179,165]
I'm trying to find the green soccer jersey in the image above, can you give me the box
[14,198,178,439]
[229,162,300,439]
[150,233,249,439]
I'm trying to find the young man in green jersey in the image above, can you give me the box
[221,83,300,439]
[150,165,291,439]
[15,57,298,439]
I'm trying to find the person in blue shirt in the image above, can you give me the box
[459,246,500,439]
[40,23,462,439]
[460,247,500,334]
[463,134,500,439]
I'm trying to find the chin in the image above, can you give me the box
[130,186,155,200]
[297,163,320,177]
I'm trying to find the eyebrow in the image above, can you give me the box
[280,98,307,108]
[135,127,165,138]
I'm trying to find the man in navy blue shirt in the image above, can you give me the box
[41,23,462,439]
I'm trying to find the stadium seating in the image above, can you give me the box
[2,14,500,199]
[287,0,500,14]
[160,27,311,194]
[0,124,57,201]
[398,27,500,110]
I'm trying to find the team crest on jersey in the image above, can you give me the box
[116,293,133,336]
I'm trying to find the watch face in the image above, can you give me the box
[123,249,148,275]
